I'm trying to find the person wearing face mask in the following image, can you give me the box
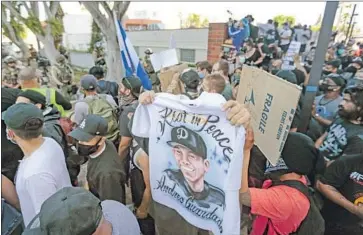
[322,59,343,76]
[344,58,363,80]
[196,60,212,80]
[315,85,363,162]
[313,74,345,127]
[2,103,72,227]
[118,76,143,194]
[212,60,233,101]
[279,22,292,54]
[68,114,126,204]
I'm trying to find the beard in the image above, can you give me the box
[338,106,359,121]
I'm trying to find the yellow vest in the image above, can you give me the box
[22,88,66,117]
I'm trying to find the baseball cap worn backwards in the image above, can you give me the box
[23,187,103,235]
[68,114,108,142]
[81,75,98,90]
[167,126,207,159]
[2,103,44,130]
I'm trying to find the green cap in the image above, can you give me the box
[68,114,108,142]
[2,103,44,130]
[122,76,142,91]
[23,187,103,235]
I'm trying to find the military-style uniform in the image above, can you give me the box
[2,59,21,88]
[144,55,160,92]
[50,56,74,101]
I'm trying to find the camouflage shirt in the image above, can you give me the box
[2,67,20,86]
[144,55,155,74]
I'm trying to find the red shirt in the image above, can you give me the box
[250,177,310,235]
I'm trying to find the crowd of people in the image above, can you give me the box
[1,14,363,235]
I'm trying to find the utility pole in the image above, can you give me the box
[349,22,357,40]
[345,4,357,43]
[298,1,339,133]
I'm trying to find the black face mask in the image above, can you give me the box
[319,83,337,92]
[77,138,102,157]
[344,66,357,74]
[322,70,332,75]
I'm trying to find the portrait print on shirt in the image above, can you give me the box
[131,93,245,235]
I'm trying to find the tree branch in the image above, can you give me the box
[114,1,130,21]
[1,8,19,44]
[2,2,25,22]
[100,2,112,20]
[50,2,60,16]
[81,1,109,35]
[42,2,51,18]
[30,2,39,18]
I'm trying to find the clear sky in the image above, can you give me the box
[60,2,363,31]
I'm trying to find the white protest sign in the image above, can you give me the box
[150,49,179,72]
[236,66,302,165]
[281,41,301,70]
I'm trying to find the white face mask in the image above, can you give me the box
[6,128,17,145]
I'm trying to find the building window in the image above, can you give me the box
[180,49,195,63]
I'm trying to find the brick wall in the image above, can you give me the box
[207,23,228,63]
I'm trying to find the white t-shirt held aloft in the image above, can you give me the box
[15,137,72,226]
[132,92,245,235]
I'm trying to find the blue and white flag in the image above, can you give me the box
[114,17,152,90]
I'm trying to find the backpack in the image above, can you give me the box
[269,180,325,235]
[83,94,120,141]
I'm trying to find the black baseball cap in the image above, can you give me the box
[17,90,46,107]
[326,59,341,69]
[167,126,207,159]
[326,73,345,87]
[68,114,108,142]
[2,103,44,130]
[80,75,98,91]
[180,69,200,89]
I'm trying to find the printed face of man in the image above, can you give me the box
[172,145,209,187]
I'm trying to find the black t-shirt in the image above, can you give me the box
[319,118,363,160]
[320,154,363,224]
[87,140,126,203]
[119,102,138,138]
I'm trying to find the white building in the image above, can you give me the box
[128,28,208,63]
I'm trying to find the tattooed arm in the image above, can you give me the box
[316,180,358,215]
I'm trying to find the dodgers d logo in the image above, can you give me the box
[177,127,188,140]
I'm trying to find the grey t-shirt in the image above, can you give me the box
[314,95,343,121]
[101,200,140,235]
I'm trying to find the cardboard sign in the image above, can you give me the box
[159,63,188,95]
[281,41,301,70]
[236,66,302,165]
[150,49,179,72]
